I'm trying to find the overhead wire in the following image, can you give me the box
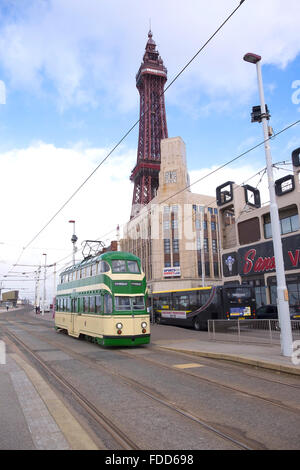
[8,0,248,271]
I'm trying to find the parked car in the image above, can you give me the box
[256,304,300,320]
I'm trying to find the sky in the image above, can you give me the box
[0,0,299,302]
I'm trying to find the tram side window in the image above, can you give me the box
[84,296,89,313]
[95,295,102,313]
[91,263,98,276]
[89,297,95,313]
[99,261,110,273]
[104,293,113,314]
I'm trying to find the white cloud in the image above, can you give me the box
[0,0,299,111]
[0,142,136,273]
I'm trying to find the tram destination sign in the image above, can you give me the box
[223,233,300,277]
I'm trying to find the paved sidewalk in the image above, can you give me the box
[153,333,300,376]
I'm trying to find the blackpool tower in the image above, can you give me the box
[130,31,168,217]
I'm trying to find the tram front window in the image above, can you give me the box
[128,260,140,273]
[115,296,145,311]
[112,260,127,273]
[132,296,145,310]
[115,296,131,311]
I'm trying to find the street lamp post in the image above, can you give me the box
[69,220,78,265]
[41,253,47,316]
[243,53,293,357]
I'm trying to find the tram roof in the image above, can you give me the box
[60,251,140,275]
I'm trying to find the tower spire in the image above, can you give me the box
[130,31,168,218]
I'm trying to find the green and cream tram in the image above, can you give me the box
[55,251,150,346]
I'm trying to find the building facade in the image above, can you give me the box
[122,137,222,292]
[217,147,300,309]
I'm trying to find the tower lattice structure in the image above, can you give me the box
[130,31,168,217]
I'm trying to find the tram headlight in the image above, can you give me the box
[141,321,147,329]
[116,322,123,329]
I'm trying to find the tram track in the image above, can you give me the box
[6,314,300,389]
[4,315,300,397]
[2,320,262,450]
[4,329,140,451]
[4,321,285,449]
[8,318,300,415]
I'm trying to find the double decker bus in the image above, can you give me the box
[152,284,256,330]
[55,251,150,346]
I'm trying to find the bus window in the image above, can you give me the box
[199,291,210,306]
[159,293,171,309]
[189,293,199,310]
[173,294,189,310]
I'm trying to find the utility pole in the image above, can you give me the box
[243,52,293,356]
[69,220,78,265]
[41,253,47,316]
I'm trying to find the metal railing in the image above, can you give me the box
[207,319,300,345]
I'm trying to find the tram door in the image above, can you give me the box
[71,298,77,335]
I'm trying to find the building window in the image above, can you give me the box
[165,171,177,183]
[164,239,170,254]
[164,261,171,267]
[196,237,201,250]
[213,262,219,277]
[163,220,170,230]
[204,238,209,252]
[208,207,213,214]
[203,221,207,230]
[198,261,202,276]
[264,207,300,239]
[205,262,210,276]
[171,219,178,229]
[212,239,217,253]
[211,222,216,231]
[173,239,179,253]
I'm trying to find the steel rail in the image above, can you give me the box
[4,329,140,451]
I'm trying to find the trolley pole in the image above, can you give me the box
[243,53,293,356]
